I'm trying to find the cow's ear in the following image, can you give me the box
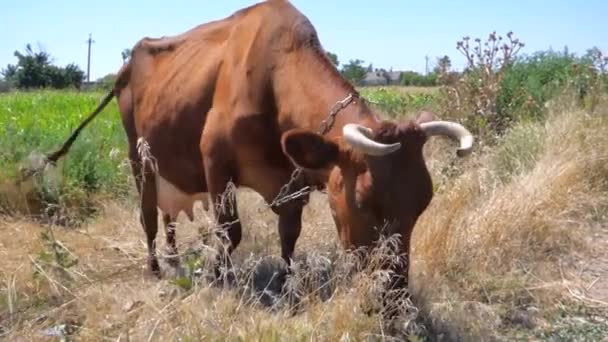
[281,129,339,170]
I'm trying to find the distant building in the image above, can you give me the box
[360,69,402,86]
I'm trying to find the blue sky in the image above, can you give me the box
[1,1,606,80]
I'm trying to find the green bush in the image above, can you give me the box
[400,71,437,87]
[437,35,606,143]
[497,49,607,123]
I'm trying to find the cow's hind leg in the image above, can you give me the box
[119,90,162,278]
[131,157,161,278]
[163,213,179,268]
[126,136,161,278]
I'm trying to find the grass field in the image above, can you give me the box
[0,90,131,221]
[0,87,607,340]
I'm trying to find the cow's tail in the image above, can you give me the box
[18,90,116,183]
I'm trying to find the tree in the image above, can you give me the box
[96,73,117,90]
[9,44,53,88]
[325,51,339,67]
[122,48,132,64]
[583,47,607,74]
[62,63,86,88]
[341,59,367,85]
[1,64,17,83]
[400,70,437,87]
[2,43,85,89]
[434,55,452,74]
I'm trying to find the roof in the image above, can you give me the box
[360,69,403,85]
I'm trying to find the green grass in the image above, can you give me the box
[0,90,131,215]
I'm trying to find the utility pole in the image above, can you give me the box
[425,55,429,75]
[86,33,95,83]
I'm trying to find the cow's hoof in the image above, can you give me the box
[213,264,237,288]
[164,250,180,268]
[166,257,179,268]
[147,257,162,279]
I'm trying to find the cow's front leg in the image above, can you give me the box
[379,223,414,319]
[274,201,304,268]
[271,195,307,311]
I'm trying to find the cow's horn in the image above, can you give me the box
[419,121,474,157]
[342,124,402,156]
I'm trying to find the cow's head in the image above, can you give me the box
[281,111,473,254]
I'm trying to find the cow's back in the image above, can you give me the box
[112,0,313,217]
[113,14,239,220]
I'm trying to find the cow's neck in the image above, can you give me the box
[273,50,380,137]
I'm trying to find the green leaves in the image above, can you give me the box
[2,44,85,90]
[341,59,367,85]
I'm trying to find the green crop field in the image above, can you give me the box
[0,90,127,185]
[0,91,131,216]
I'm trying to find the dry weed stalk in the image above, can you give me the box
[437,31,525,135]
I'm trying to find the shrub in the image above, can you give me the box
[436,31,525,136]
[400,71,437,87]
[437,31,607,144]
[498,48,608,124]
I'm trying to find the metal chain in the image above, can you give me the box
[270,91,359,208]
[318,92,359,136]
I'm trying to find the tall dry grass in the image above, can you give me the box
[412,92,608,339]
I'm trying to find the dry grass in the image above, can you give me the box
[412,93,608,339]
[0,192,421,341]
[1,95,607,340]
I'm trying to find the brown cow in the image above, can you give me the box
[37,0,473,287]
